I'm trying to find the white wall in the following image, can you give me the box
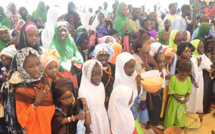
[1,0,189,15]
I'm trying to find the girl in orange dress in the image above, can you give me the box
[15,48,55,134]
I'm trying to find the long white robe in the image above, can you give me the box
[187,54,212,113]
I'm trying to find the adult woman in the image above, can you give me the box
[34,1,47,22]
[131,29,158,133]
[168,29,182,52]
[114,2,132,52]
[50,21,83,88]
[65,2,80,29]
[0,6,11,28]
[6,2,21,29]
[19,7,28,21]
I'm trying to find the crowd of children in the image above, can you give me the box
[0,0,215,134]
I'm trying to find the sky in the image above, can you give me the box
[2,0,189,14]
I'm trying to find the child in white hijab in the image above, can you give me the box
[78,59,110,134]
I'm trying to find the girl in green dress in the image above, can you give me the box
[164,60,192,128]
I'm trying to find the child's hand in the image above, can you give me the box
[80,97,87,106]
[33,84,48,107]
[166,73,171,80]
[194,82,199,88]
[125,23,129,31]
[74,113,85,120]
[136,74,142,84]
[185,96,189,102]
[126,31,130,35]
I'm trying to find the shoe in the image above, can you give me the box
[147,128,155,134]
[154,124,165,129]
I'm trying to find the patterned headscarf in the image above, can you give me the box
[16,47,43,83]
[131,29,151,52]
[40,49,60,70]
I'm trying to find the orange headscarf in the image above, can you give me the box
[110,43,122,64]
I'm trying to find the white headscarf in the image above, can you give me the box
[108,85,135,134]
[41,6,64,49]
[78,59,105,106]
[81,12,92,26]
[0,45,17,58]
[185,31,191,42]
[150,42,162,56]
[114,52,138,106]
[91,43,114,59]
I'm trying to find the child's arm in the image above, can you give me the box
[60,113,85,125]
[136,74,142,95]
[172,94,183,103]
[80,98,91,126]
[124,23,129,32]
[184,93,190,103]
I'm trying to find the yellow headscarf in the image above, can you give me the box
[190,39,201,56]
[168,29,179,51]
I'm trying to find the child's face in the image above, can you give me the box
[19,21,24,25]
[174,32,182,44]
[25,28,38,47]
[26,16,32,23]
[143,21,151,31]
[1,55,12,69]
[98,13,104,23]
[58,92,74,108]
[45,61,59,80]
[12,30,19,37]
[91,63,102,86]
[156,55,166,70]
[23,55,42,79]
[57,26,68,42]
[121,5,128,16]
[165,56,173,65]
[182,32,187,41]
[36,19,43,28]
[150,21,156,29]
[105,37,114,44]
[140,38,151,53]
[180,47,191,60]
[197,41,204,55]
[97,53,109,67]
[81,39,89,51]
[0,30,8,41]
[102,20,106,28]
[124,59,136,76]
[153,35,159,42]
[164,20,171,29]
[70,27,76,37]
[162,31,169,42]
[178,71,190,81]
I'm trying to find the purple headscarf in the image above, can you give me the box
[148,29,158,37]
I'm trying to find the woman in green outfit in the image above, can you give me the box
[50,21,83,88]
[164,60,192,128]
[0,6,11,28]
[34,1,47,22]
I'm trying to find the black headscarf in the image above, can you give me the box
[66,2,79,29]
[19,7,28,21]
[18,22,42,53]
[76,32,89,47]
[177,42,195,56]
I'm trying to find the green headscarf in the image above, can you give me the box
[33,1,47,22]
[76,28,84,34]
[194,22,210,42]
[168,29,179,52]
[0,6,11,28]
[0,25,9,52]
[50,22,83,74]
[114,2,132,43]
[158,29,168,45]
[190,39,201,56]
